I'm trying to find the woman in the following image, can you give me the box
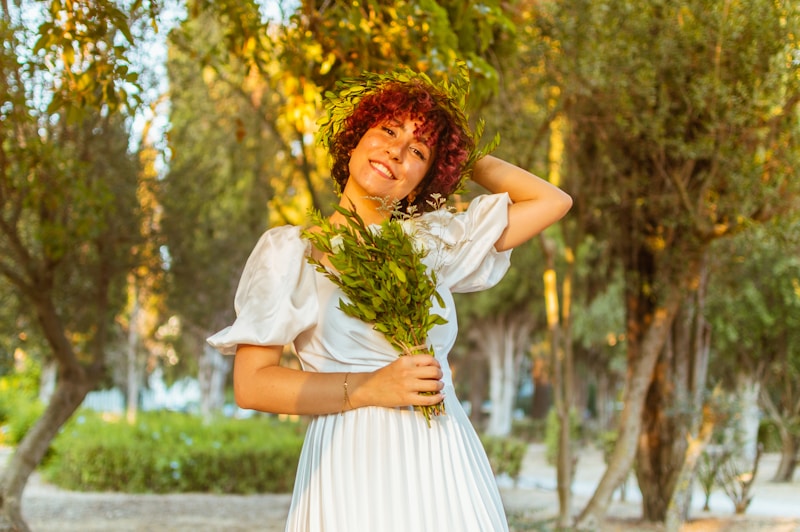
[208,69,572,531]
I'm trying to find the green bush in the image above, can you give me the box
[597,430,618,463]
[43,411,305,494]
[480,435,528,481]
[544,408,581,466]
[757,418,782,453]
[0,378,44,446]
[511,417,547,442]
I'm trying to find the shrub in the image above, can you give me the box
[511,417,547,442]
[0,378,44,446]
[544,408,581,466]
[757,419,782,453]
[43,411,305,494]
[480,435,528,481]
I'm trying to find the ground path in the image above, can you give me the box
[7,444,799,531]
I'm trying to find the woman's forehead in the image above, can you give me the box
[386,113,436,143]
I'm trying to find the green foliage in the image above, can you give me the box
[0,386,44,447]
[707,220,800,374]
[542,0,800,288]
[44,411,305,494]
[161,8,283,336]
[305,204,448,424]
[544,408,581,466]
[275,0,516,104]
[511,418,548,443]
[757,419,783,454]
[28,0,159,120]
[596,430,619,464]
[480,435,527,481]
[706,219,800,446]
[696,446,734,511]
[0,355,44,445]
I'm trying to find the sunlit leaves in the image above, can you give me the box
[32,0,159,119]
[540,0,800,289]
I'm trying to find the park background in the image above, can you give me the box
[1,0,798,530]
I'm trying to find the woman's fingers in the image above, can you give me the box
[361,355,445,408]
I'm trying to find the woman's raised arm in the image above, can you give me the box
[471,155,572,252]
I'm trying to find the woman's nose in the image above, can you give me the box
[386,140,403,161]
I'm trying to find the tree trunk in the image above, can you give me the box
[540,228,577,528]
[736,375,761,462]
[0,371,98,531]
[469,315,531,437]
[0,285,105,530]
[198,343,230,419]
[595,365,613,430]
[772,434,798,483]
[575,289,683,529]
[38,361,56,404]
[636,341,687,521]
[467,348,488,428]
[530,356,552,419]
[126,285,141,424]
[759,385,799,483]
[665,402,716,532]
[637,261,711,523]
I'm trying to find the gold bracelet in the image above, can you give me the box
[340,372,351,415]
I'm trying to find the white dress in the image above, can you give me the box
[209,193,513,532]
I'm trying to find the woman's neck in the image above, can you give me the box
[332,194,392,226]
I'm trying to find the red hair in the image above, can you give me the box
[329,79,474,213]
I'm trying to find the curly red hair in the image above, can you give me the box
[329,79,474,213]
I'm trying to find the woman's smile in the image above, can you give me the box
[370,160,396,180]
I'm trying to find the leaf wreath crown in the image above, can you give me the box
[316,61,499,196]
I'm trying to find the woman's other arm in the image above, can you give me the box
[233,344,444,415]
[471,155,573,251]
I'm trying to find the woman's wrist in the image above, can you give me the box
[345,371,369,409]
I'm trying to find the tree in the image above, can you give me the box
[0,1,158,529]
[536,0,800,526]
[706,217,800,482]
[458,240,547,437]
[159,7,285,417]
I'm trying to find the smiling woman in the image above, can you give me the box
[207,65,572,532]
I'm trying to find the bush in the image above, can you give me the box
[544,408,581,466]
[480,435,528,481]
[511,417,547,442]
[757,419,782,453]
[0,378,44,446]
[43,411,305,494]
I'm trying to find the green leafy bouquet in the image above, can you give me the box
[303,204,448,426]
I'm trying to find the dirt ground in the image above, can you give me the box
[7,444,800,531]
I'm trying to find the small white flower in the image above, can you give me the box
[330,234,344,253]
[400,219,416,237]
[412,237,428,255]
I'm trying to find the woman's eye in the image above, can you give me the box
[381,126,395,136]
[411,147,427,161]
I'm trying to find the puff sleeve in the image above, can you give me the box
[207,225,318,355]
[418,193,513,293]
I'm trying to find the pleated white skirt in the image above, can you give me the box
[285,389,509,532]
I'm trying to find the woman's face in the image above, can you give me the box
[344,116,434,205]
